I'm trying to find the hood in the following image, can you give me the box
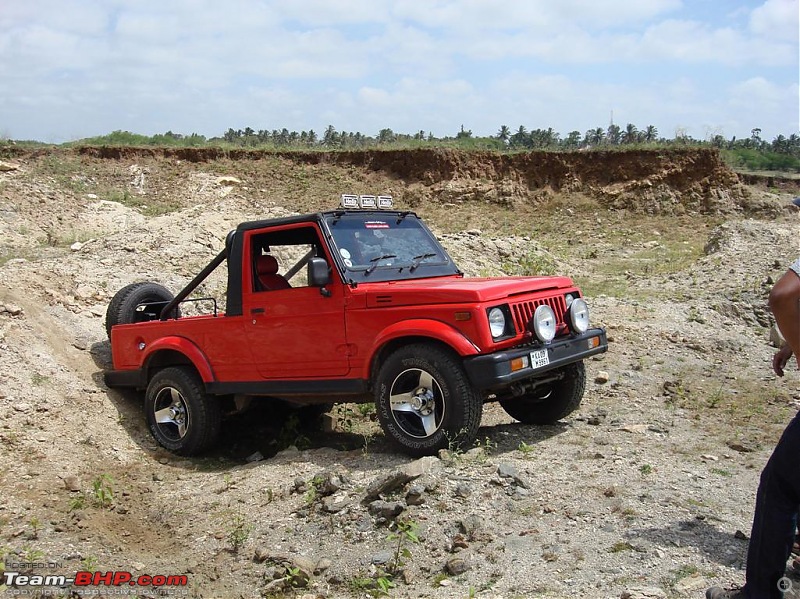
[364,275,575,308]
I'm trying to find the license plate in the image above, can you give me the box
[530,349,550,369]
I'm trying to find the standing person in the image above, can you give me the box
[707,258,800,599]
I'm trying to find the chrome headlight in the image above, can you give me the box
[488,307,506,338]
[532,304,556,343]
[567,297,589,334]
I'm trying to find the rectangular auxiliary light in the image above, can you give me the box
[359,195,377,209]
[340,194,358,209]
[377,195,394,209]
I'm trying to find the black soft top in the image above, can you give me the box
[235,210,416,233]
[235,212,323,233]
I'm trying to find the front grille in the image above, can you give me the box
[510,295,567,333]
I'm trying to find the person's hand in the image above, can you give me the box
[773,344,795,377]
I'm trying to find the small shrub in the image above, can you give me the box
[226,513,253,553]
[92,475,114,508]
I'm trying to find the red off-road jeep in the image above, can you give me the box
[105,195,607,457]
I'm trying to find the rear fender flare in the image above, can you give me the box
[142,337,215,383]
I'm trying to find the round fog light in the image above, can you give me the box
[532,305,556,343]
[567,298,590,334]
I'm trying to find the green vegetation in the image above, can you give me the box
[722,147,800,173]
[502,249,557,277]
[28,517,41,540]
[303,475,325,506]
[71,130,208,147]
[91,474,114,508]
[81,555,99,573]
[386,518,420,575]
[14,122,793,173]
[225,512,253,553]
[517,441,535,459]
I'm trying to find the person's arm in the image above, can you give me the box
[769,263,800,376]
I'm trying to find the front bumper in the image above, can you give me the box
[464,328,608,391]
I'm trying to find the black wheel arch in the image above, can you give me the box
[144,349,196,384]
[369,335,464,387]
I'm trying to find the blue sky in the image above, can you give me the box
[1,0,797,143]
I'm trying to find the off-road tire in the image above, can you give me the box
[105,282,175,338]
[499,362,586,424]
[375,343,482,457]
[145,366,221,456]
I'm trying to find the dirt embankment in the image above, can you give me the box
[3,145,769,216]
[64,145,730,187]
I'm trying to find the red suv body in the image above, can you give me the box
[105,208,607,457]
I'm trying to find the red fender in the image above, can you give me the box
[142,336,215,383]
[362,319,480,380]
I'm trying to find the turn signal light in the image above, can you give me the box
[510,356,530,372]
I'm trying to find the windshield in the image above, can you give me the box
[324,212,459,283]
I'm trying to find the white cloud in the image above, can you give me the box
[729,77,799,116]
[391,0,682,31]
[357,87,392,107]
[0,0,796,142]
[271,0,390,26]
[639,17,796,65]
[750,0,799,41]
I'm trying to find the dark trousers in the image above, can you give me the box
[744,410,800,599]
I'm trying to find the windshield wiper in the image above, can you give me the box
[409,253,437,272]
[365,254,397,275]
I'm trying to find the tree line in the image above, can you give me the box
[22,123,800,172]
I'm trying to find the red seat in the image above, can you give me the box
[256,255,291,290]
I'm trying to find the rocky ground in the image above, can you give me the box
[0,147,798,599]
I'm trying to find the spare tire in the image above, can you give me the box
[105,282,176,338]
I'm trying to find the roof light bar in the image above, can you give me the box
[339,194,394,210]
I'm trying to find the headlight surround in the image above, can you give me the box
[488,307,507,338]
[567,297,590,334]
[532,304,556,343]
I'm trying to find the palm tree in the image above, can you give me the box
[223,128,239,143]
[510,125,529,148]
[643,125,658,143]
[497,125,511,144]
[622,123,638,144]
[606,124,621,145]
[751,128,763,149]
[455,125,473,139]
[787,133,800,154]
[322,125,338,147]
[377,128,395,144]
[586,128,605,145]
[564,131,582,148]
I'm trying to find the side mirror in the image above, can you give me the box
[308,257,331,287]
